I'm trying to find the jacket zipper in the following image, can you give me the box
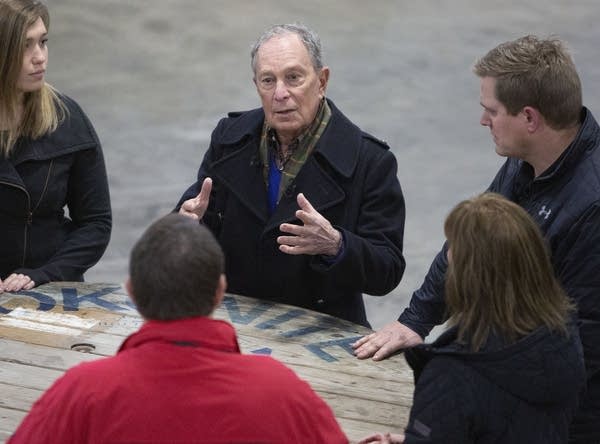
[25,160,54,267]
[0,180,32,267]
[31,160,53,216]
[1,160,54,268]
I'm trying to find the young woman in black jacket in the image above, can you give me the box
[0,0,111,292]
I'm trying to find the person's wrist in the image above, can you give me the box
[325,229,342,257]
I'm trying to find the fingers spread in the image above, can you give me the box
[279,223,303,236]
[296,193,315,212]
[277,235,302,247]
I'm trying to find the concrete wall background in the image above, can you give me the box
[44,0,600,330]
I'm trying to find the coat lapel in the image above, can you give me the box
[208,99,364,233]
[211,145,347,233]
[265,156,345,232]
[211,139,269,223]
[0,159,25,188]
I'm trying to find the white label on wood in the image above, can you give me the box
[6,307,98,329]
[0,317,83,336]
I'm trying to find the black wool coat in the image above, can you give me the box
[176,99,406,326]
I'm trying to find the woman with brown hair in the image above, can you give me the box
[0,0,111,292]
[361,193,585,443]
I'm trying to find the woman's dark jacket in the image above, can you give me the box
[0,95,112,285]
[403,325,586,443]
[176,99,406,326]
[398,108,600,440]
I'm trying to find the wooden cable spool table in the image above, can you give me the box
[0,282,414,443]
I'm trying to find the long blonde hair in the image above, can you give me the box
[0,0,66,158]
[444,193,573,351]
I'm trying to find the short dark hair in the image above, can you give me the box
[129,214,224,320]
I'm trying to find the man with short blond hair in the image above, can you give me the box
[355,35,600,442]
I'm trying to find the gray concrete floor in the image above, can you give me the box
[45,0,600,330]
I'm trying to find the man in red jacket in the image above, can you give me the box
[9,213,348,444]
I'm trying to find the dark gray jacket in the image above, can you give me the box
[403,324,585,443]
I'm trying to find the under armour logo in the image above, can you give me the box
[539,205,552,220]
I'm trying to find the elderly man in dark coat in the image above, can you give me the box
[176,23,405,327]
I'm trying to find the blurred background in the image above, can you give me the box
[45,0,600,330]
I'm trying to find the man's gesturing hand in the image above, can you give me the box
[179,177,212,221]
[278,193,342,256]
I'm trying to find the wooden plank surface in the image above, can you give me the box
[0,282,413,443]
